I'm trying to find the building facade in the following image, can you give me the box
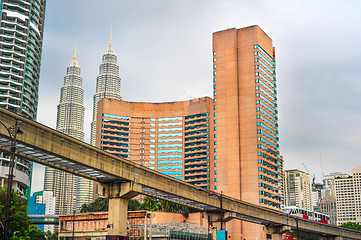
[28,190,56,232]
[284,169,313,211]
[312,183,324,207]
[90,39,121,146]
[44,51,92,215]
[335,166,361,225]
[314,191,337,225]
[96,97,215,189]
[324,172,350,198]
[0,0,46,196]
[212,26,282,239]
[93,26,282,240]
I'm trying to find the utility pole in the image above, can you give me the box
[0,119,22,240]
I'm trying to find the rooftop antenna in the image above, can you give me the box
[110,21,112,44]
[74,36,77,55]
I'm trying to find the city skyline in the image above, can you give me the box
[32,0,361,193]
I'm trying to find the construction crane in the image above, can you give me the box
[302,163,316,186]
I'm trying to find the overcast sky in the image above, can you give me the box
[31,0,361,193]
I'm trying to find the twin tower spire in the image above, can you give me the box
[44,35,121,215]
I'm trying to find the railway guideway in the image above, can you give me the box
[0,108,360,240]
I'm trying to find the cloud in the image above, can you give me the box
[32,0,361,193]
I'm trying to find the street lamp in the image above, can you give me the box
[0,119,22,240]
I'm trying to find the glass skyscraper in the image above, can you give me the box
[43,50,90,215]
[90,39,122,146]
[0,0,46,196]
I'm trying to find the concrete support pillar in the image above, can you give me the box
[269,233,283,240]
[207,212,226,230]
[265,226,291,240]
[332,237,344,240]
[108,197,129,236]
[98,181,141,238]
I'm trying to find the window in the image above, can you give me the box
[213,51,216,56]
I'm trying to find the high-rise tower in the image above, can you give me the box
[44,50,90,215]
[284,169,313,211]
[90,38,121,146]
[0,0,46,196]
[212,26,283,239]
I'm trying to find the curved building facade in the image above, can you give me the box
[93,25,282,240]
[0,0,46,196]
[95,97,215,189]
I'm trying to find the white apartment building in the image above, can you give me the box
[324,172,350,198]
[284,169,313,211]
[335,166,361,225]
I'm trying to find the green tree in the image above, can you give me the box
[12,225,58,240]
[0,187,29,238]
[341,222,361,231]
[128,199,141,211]
[141,196,158,211]
[81,196,190,218]
[80,198,109,213]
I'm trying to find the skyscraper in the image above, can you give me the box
[0,0,46,196]
[90,39,121,146]
[335,166,361,225]
[92,26,282,239]
[284,169,313,211]
[44,50,89,215]
[323,172,350,198]
[212,26,282,239]
[314,191,337,225]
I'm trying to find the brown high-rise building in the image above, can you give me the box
[213,26,282,239]
[95,25,282,240]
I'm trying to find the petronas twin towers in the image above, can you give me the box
[44,38,121,215]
